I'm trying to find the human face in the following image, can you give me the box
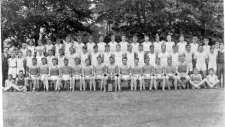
[53,59,57,65]
[64,59,69,66]
[122,36,126,42]
[99,36,104,42]
[134,58,139,65]
[32,59,37,65]
[204,38,209,45]
[122,59,127,65]
[167,58,172,66]
[167,35,171,42]
[179,35,184,42]
[133,36,138,42]
[138,44,143,52]
[144,36,149,42]
[75,58,80,65]
[111,35,115,41]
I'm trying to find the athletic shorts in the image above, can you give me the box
[143,74,153,79]
[133,74,142,79]
[83,75,93,79]
[165,74,176,79]
[120,75,131,80]
[155,74,163,79]
[95,75,105,79]
[72,75,82,80]
[50,75,60,80]
[196,62,206,71]
[62,75,71,80]
[8,67,17,78]
[40,74,49,80]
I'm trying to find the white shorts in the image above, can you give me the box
[83,75,93,79]
[165,74,176,79]
[143,74,153,79]
[27,75,39,80]
[196,63,206,71]
[62,75,71,80]
[72,75,82,80]
[50,75,60,80]
[120,75,130,80]
[95,75,105,79]
[155,74,163,79]
[8,67,17,78]
[40,74,49,80]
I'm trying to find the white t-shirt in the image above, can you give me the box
[208,51,217,65]
[81,52,90,67]
[45,44,54,52]
[171,52,179,66]
[103,52,111,66]
[91,52,100,67]
[147,52,156,66]
[109,41,118,52]
[131,43,139,53]
[190,43,199,55]
[47,56,55,67]
[165,41,175,54]
[97,42,106,52]
[126,52,134,67]
[58,56,65,67]
[87,42,95,53]
[16,57,25,68]
[177,41,187,54]
[35,45,45,57]
[184,51,193,63]
[55,43,64,56]
[120,41,128,53]
[158,52,169,67]
[194,52,207,65]
[136,51,145,66]
[115,51,123,66]
[8,58,17,67]
[74,43,84,53]
[142,41,151,52]
[207,74,218,83]
[27,45,36,55]
[203,45,210,55]
[64,42,73,55]
[154,41,162,54]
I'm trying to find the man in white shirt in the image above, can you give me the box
[74,35,84,53]
[142,34,151,52]
[194,45,207,77]
[131,35,139,53]
[104,44,111,66]
[208,46,218,72]
[184,44,193,72]
[158,44,169,67]
[120,35,128,53]
[147,45,156,67]
[153,33,162,54]
[136,44,145,66]
[190,36,199,55]
[86,35,95,53]
[165,34,175,54]
[203,38,210,55]
[81,46,90,67]
[126,44,134,67]
[115,44,123,66]
[177,34,187,54]
[109,34,118,52]
[97,35,106,52]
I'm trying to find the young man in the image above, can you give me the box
[131,35,139,53]
[164,57,177,90]
[205,68,219,88]
[142,34,151,52]
[81,46,90,67]
[147,45,156,67]
[153,33,162,54]
[115,44,123,66]
[49,58,61,91]
[109,34,118,52]
[208,46,218,73]
[184,44,194,72]
[64,35,73,56]
[16,51,25,75]
[131,58,143,91]
[94,55,107,91]
[60,58,72,90]
[58,48,65,68]
[136,44,145,67]
[118,57,131,91]
[120,35,128,53]
[203,38,210,55]
[86,35,95,53]
[8,53,17,78]
[55,38,64,56]
[39,57,49,91]
[126,44,134,68]
[194,45,207,77]
[217,43,224,87]
[97,35,106,53]
[142,57,154,91]
[189,68,205,89]
[15,71,27,92]
[165,34,175,54]
[154,59,165,90]
[171,45,179,67]
[71,57,83,91]
[190,36,199,55]
[177,34,187,54]
[103,44,111,66]
[47,49,55,67]
[158,44,169,67]
[177,54,190,89]
[45,39,54,54]
[91,45,100,67]
[82,58,94,91]
[36,40,46,57]
[25,58,40,91]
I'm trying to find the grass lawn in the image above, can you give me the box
[3,89,225,127]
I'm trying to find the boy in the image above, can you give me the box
[131,58,143,91]
[126,44,134,67]
[3,74,17,91]
[177,54,190,89]
[106,55,119,91]
[153,33,162,54]
[64,35,73,56]
[189,68,205,89]
[82,58,94,91]
[36,40,46,57]
[118,57,131,91]
[91,45,100,67]
[103,44,111,66]
[39,57,49,91]
[20,43,28,57]
[208,46,217,72]
[74,35,84,54]
[205,68,219,88]
[115,44,123,66]
[87,35,95,53]
[203,38,210,55]
[27,39,36,56]
[16,51,25,75]
[25,58,40,91]
[165,34,175,54]
[142,57,154,91]
[16,71,27,92]
[147,45,156,67]
[190,36,199,55]
[164,57,177,90]
[45,39,54,53]
[136,44,145,66]
[97,35,106,53]
[49,58,61,91]
[60,58,72,90]
[120,35,128,53]
[177,34,187,54]
[184,44,194,72]
[47,49,55,67]
[154,59,165,90]
[71,57,83,91]
[55,38,64,56]
[171,45,179,67]
[142,34,151,52]
[94,55,107,91]
[8,53,17,78]
[109,34,118,52]
[58,48,65,68]
[131,35,139,52]
[217,43,224,87]
[194,45,207,77]
[158,44,169,67]
[81,46,90,67]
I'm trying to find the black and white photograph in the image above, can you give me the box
[1,0,224,127]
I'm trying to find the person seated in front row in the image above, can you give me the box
[142,57,154,91]
[189,68,205,89]
[154,58,165,91]
[3,74,17,92]
[49,58,61,91]
[164,56,177,90]
[118,57,131,91]
[177,54,190,89]
[205,68,220,88]
[60,58,72,90]
[71,57,82,91]
[131,58,143,91]
[82,58,94,91]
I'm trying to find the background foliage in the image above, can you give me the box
[1,0,224,45]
